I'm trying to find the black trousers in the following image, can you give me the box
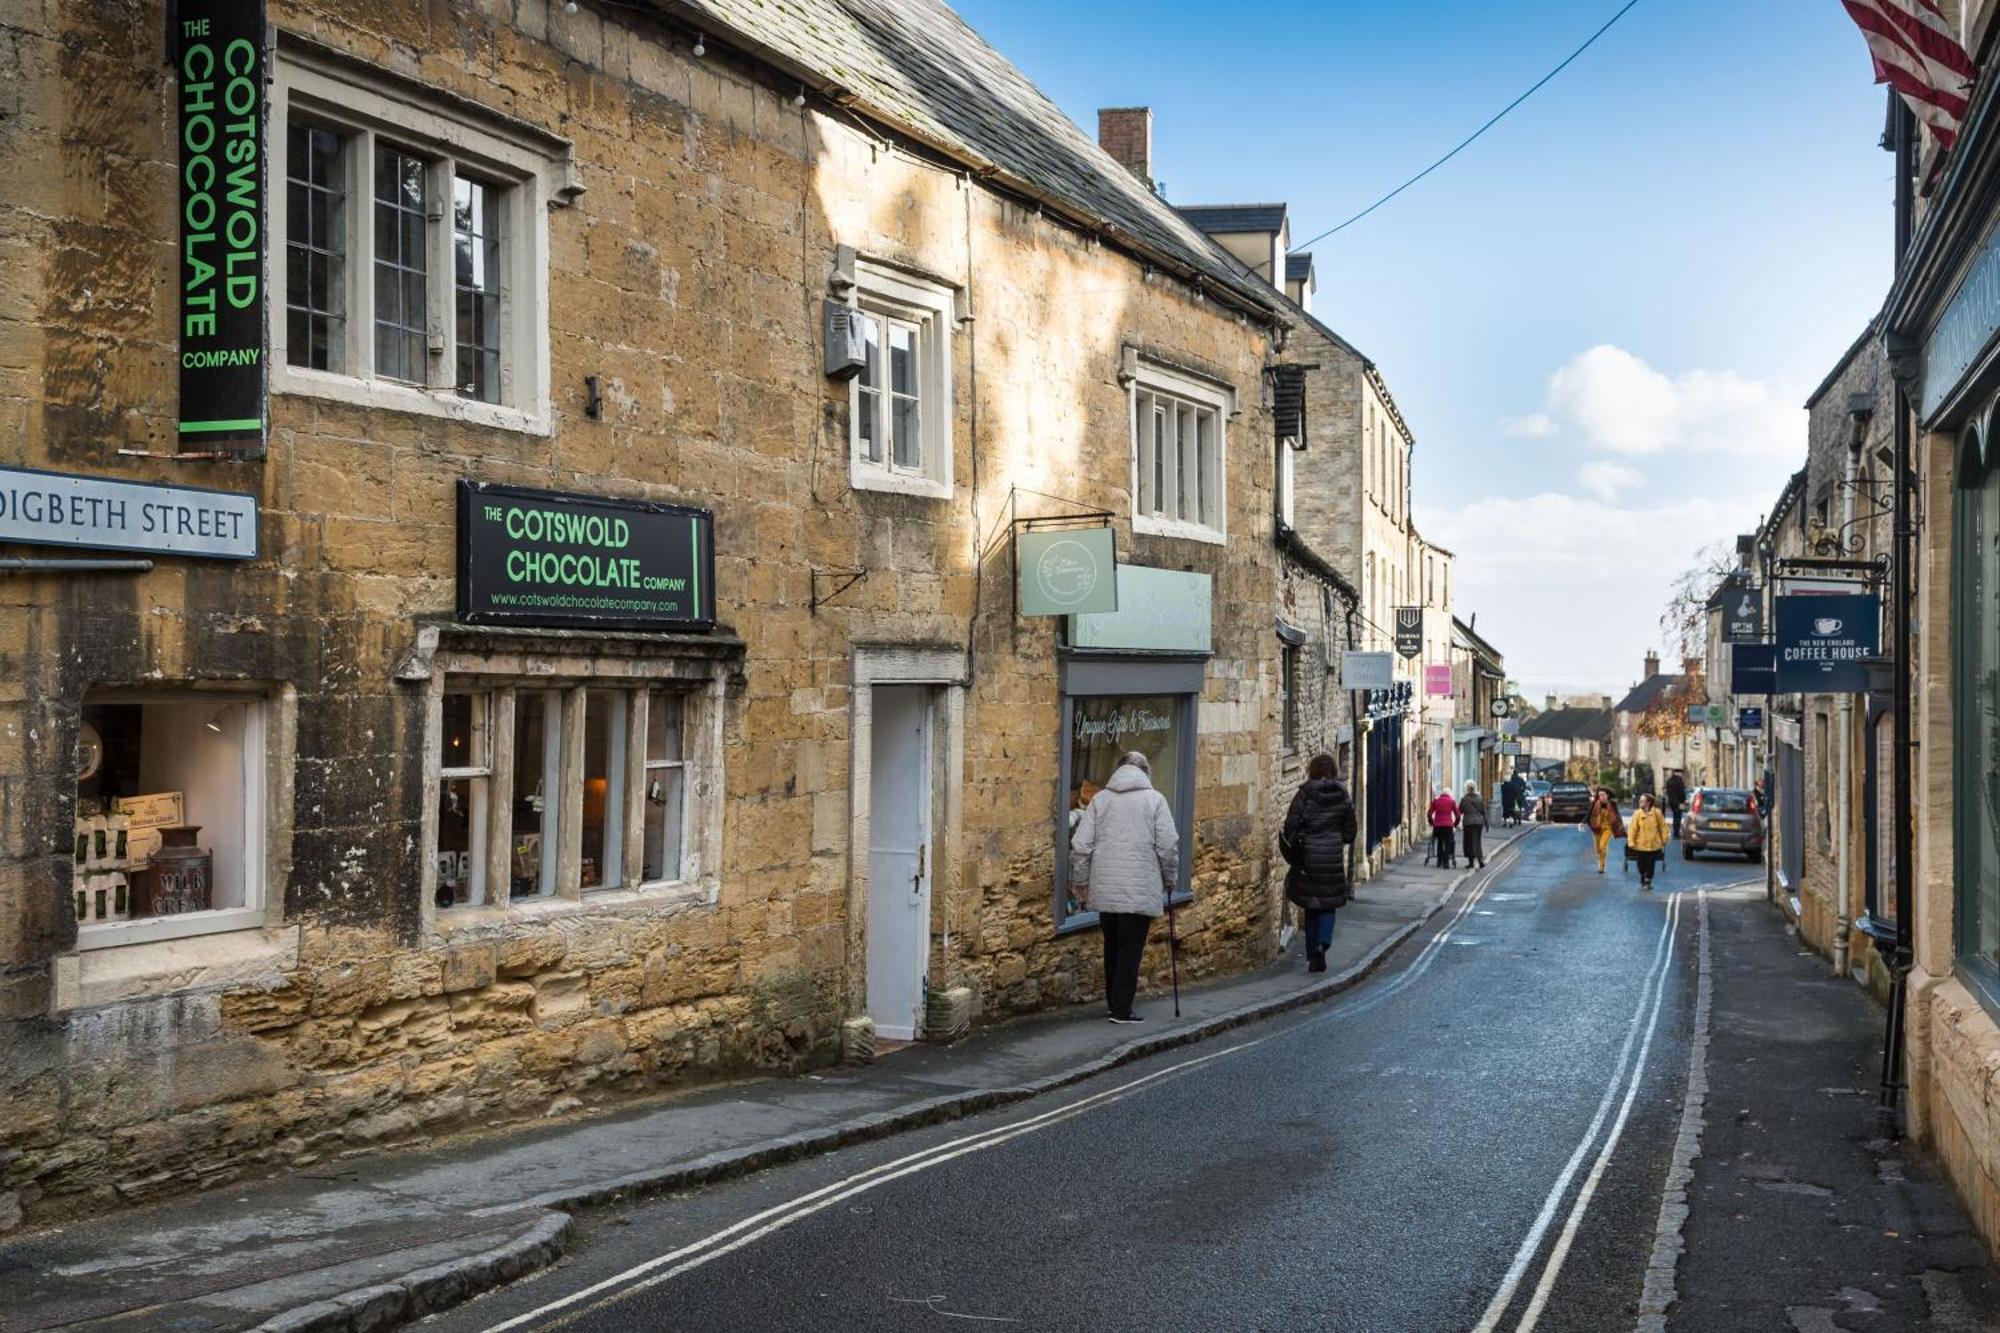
[1669,805,1683,837]
[1463,825,1485,864]
[1100,912,1153,1018]
[1432,826,1455,865]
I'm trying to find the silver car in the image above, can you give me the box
[1683,787,1764,861]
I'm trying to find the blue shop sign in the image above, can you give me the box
[1731,642,1777,695]
[1775,594,1879,694]
[1923,209,2000,421]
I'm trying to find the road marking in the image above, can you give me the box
[485,843,1531,1332]
[1635,886,1711,1332]
[1514,888,1686,1330]
[1472,890,1683,1333]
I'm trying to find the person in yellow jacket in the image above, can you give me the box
[1627,793,1669,891]
[1586,788,1623,874]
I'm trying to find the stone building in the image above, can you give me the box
[1450,616,1505,798]
[0,0,1303,1229]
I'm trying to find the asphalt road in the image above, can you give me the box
[427,827,1758,1333]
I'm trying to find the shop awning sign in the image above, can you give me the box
[0,465,256,559]
[1341,650,1394,691]
[1775,593,1879,693]
[1394,607,1424,659]
[176,0,268,453]
[457,482,715,631]
[1424,663,1453,696]
[1018,527,1116,616]
[1069,565,1211,653]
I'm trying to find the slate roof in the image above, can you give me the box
[670,0,1283,314]
[1285,252,1313,284]
[1613,674,1680,715]
[1517,706,1613,744]
[1177,203,1289,235]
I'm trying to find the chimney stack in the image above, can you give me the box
[1545,693,1557,714]
[1644,651,1660,680]
[1097,107,1152,186]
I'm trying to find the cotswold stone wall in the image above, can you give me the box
[0,0,1285,1228]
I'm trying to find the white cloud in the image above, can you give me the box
[1502,412,1556,438]
[1577,461,1644,500]
[1528,343,1803,460]
[1425,490,1768,690]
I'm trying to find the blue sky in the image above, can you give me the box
[953,0,1893,694]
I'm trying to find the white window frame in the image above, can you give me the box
[848,259,955,500]
[420,668,722,931]
[1130,360,1230,544]
[436,690,493,907]
[270,46,560,435]
[641,690,691,888]
[75,690,274,951]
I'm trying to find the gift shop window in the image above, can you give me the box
[73,692,269,947]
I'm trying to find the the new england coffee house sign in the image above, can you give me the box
[457,483,716,631]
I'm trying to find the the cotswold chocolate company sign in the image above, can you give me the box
[0,466,257,559]
[177,2,267,451]
[456,483,716,631]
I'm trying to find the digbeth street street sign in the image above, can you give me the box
[1018,527,1117,616]
[1775,592,1880,694]
[0,465,257,560]
[457,482,715,631]
[1395,607,1424,659]
[176,0,268,453]
[1341,650,1394,691]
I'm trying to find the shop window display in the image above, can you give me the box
[1063,694,1185,919]
[435,692,491,907]
[73,695,262,929]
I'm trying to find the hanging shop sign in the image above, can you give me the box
[1732,641,1777,695]
[1737,706,1764,736]
[1341,650,1394,691]
[1775,592,1880,694]
[1424,663,1453,697]
[1723,588,1764,644]
[457,482,715,631]
[1070,565,1210,653]
[1498,741,1522,756]
[1498,718,1521,736]
[0,464,256,559]
[1491,697,1511,718]
[176,0,268,453]
[1394,607,1424,659]
[1018,527,1117,616]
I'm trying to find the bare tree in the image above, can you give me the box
[1659,541,1738,663]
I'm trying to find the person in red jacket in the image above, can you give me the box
[1427,785,1459,868]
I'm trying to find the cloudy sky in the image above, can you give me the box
[953,0,1890,696]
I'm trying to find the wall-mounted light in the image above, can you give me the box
[564,0,578,11]
[794,84,808,108]
[692,31,706,56]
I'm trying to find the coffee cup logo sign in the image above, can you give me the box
[1775,593,1879,694]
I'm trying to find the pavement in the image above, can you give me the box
[0,823,1526,1333]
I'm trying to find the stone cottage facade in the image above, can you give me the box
[0,0,1305,1229]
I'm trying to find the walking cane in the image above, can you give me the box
[1165,885,1182,1018]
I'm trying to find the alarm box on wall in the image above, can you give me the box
[824,301,868,380]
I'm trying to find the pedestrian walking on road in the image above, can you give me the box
[1665,769,1687,840]
[1586,787,1623,874]
[1280,754,1358,974]
[1628,793,1669,891]
[1427,785,1459,868]
[1458,781,1488,868]
[1070,751,1178,1025]
[1501,772,1526,827]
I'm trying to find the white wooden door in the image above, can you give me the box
[867,686,931,1040]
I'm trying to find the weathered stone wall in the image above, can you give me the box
[0,0,1287,1228]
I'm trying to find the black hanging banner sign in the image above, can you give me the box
[457,482,717,631]
[1722,586,1764,643]
[1394,606,1424,659]
[176,0,268,453]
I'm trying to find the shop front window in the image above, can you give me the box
[73,692,267,942]
[1955,428,2000,1001]
[1059,692,1190,925]
[432,677,712,915]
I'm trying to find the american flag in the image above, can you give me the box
[1842,0,1978,150]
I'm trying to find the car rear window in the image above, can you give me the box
[1703,791,1752,813]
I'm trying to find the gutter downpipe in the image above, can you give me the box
[1883,95,1917,1135]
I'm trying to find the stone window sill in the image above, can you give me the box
[53,925,300,1014]
[433,879,717,939]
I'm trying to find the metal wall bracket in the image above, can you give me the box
[811,567,867,613]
